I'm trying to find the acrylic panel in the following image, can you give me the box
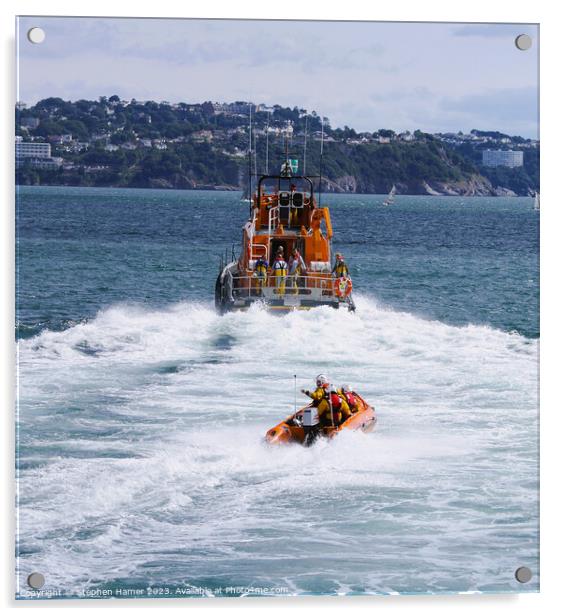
[15,16,539,600]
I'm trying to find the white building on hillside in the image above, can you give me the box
[16,141,52,159]
[482,150,524,168]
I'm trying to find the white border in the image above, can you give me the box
[2,1,560,614]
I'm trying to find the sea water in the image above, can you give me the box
[15,187,539,597]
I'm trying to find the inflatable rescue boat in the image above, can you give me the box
[265,393,376,446]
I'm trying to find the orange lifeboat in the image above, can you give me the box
[265,393,377,446]
[215,164,356,313]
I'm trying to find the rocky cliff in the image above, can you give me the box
[318,173,510,196]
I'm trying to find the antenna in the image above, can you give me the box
[281,125,290,177]
[319,116,325,207]
[294,374,297,414]
[265,111,270,174]
[303,115,308,175]
[248,103,253,200]
[254,121,258,180]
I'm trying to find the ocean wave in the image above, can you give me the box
[16,295,539,596]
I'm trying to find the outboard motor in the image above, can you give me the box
[302,406,320,447]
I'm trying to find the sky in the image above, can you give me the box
[16,17,539,138]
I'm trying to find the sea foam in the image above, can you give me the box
[16,296,539,596]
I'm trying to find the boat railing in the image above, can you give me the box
[249,243,269,262]
[268,204,280,235]
[230,273,336,298]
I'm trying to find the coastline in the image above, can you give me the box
[14,182,529,197]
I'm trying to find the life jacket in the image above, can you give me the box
[273,258,288,276]
[335,261,349,277]
[330,391,342,409]
[328,391,344,425]
[290,255,305,276]
[310,386,329,407]
[256,259,267,276]
[344,391,356,409]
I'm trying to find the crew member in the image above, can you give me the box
[302,375,350,427]
[339,384,358,413]
[302,374,330,423]
[329,386,351,425]
[254,255,268,294]
[288,248,307,293]
[332,253,349,278]
[288,184,299,226]
[272,247,288,295]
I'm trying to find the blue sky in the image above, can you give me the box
[17,17,539,137]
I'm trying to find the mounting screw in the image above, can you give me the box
[515,566,532,583]
[27,27,46,44]
[515,34,532,51]
[27,572,45,589]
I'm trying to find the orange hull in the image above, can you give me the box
[265,394,377,446]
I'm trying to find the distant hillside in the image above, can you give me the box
[15,97,539,195]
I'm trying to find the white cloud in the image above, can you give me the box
[452,24,537,38]
[16,17,539,137]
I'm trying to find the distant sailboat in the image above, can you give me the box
[383,184,396,206]
[533,191,540,211]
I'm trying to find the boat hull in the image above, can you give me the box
[265,394,376,446]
